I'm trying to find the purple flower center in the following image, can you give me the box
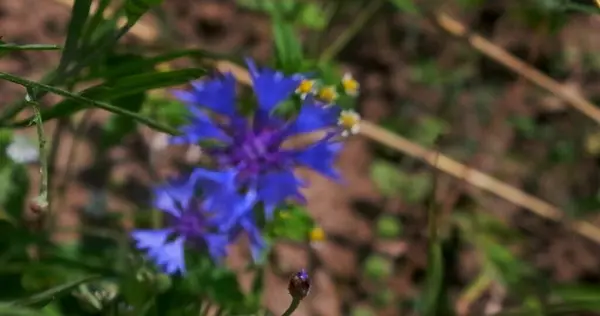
[212,126,289,180]
[169,207,208,240]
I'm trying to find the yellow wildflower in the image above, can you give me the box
[338,110,361,137]
[295,79,316,99]
[317,86,338,104]
[341,73,360,96]
[309,227,326,243]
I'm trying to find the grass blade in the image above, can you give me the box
[81,0,112,45]
[0,71,179,135]
[422,153,446,316]
[58,0,93,71]
[125,0,163,25]
[9,68,205,127]
[8,275,101,307]
[0,44,61,51]
[0,303,48,316]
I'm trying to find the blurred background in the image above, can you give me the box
[3,0,600,315]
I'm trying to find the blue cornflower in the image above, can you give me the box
[131,173,231,275]
[171,59,344,220]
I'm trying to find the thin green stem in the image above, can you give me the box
[0,71,179,135]
[0,24,133,124]
[318,0,384,64]
[25,90,49,213]
[0,43,62,51]
[281,298,300,316]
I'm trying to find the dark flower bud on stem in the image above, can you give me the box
[288,269,310,300]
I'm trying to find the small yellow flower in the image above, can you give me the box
[317,86,338,104]
[157,62,172,72]
[278,212,292,219]
[295,79,316,99]
[338,110,361,137]
[341,73,360,96]
[309,227,326,243]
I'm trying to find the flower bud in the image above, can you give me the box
[288,269,311,300]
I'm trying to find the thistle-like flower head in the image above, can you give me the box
[288,269,311,300]
[171,59,344,221]
[131,173,231,275]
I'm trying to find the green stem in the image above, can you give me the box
[25,90,49,213]
[0,24,133,124]
[0,71,178,135]
[281,298,301,316]
[318,0,384,64]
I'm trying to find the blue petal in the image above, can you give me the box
[131,229,186,274]
[293,139,343,180]
[256,171,305,219]
[203,233,229,263]
[285,99,341,136]
[173,73,237,117]
[223,189,258,229]
[245,58,303,113]
[240,217,266,262]
[170,106,230,145]
[171,90,197,105]
[154,236,187,275]
[190,168,240,213]
[153,173,200,216]
[132,229,172,253]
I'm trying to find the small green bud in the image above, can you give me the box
[363,255,393,281]
[376,215,403,239]
[155,273,172,293]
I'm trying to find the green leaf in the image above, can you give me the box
[81,0,112,46]
[298,3,328,30]
[59,0,93,71]
[388,0,420,15]
[0,303,48,316]
[411,116,449,147]
[422,224,444,316]
[565,3,600,15]
[370,160,403,196]
[552,283,600,312]
[363,255,393,281]
[420,168,453,316]
[498,300,600,316]
[2,164,29,224]
[8,275,101,307]
[236,0,296,14]
[0,71,184,134]
[376,215,403,239]
[0,44,61,52]
[12,68,205,127]
[99,54,152,150]
[272,17,304,73]
[125,0,163,25]
[82,49,211,82]
[268,205,315,242]
[146,98,188,128]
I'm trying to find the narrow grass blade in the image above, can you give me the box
[58,0,93,71]
[0,304,48,316]
[0,44,61,51]
[8,275,101,307]
[0,72,179,135]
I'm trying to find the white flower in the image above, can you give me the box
[337,110,361,137]
[6,134,39,164]
[150,132,170,152]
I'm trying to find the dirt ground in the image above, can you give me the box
[3,0,600,315]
